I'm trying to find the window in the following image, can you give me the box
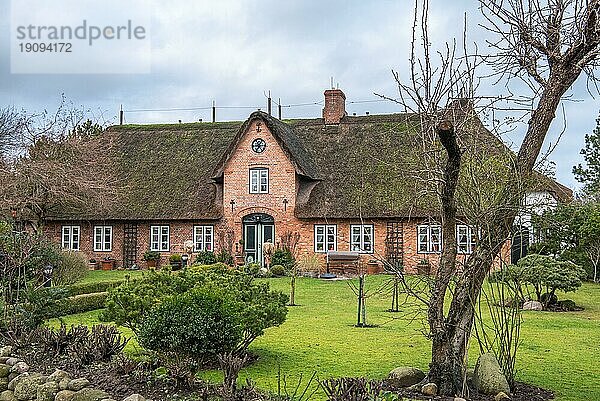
[249,168,269,193]
[150,225,170,251]
[456,224,477,254]
[314,225,337,252]
[61,225,80,251]
[194,225,214,252]
[417,224,442,253]
[350,224,374,253]
[94,226,112,251]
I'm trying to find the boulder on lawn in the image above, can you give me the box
[36,381,59,401]
[71,388,111,401]
[472,353,510,395]
[47,370,70,384]
[0,390,17,401]
[13,373,47,400]
[495,391,511,401]
[421,382,438,396]
[522,300,543,311]
[122,395,145,401]
[67,378,90,392]
[387,367,426,388]
[55,390,76,401]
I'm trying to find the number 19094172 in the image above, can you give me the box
[18,42,72,52]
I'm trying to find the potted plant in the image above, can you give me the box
[89,259,99,270]
[417,258,430,275]
[100,257,115,271]
[367,259,382,275]
[169,253,183,270]
[143,250,161,269]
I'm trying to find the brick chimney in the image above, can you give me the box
[322,89,346,124]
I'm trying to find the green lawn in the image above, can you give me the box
[52,273,600,401]
[79,269,145,283]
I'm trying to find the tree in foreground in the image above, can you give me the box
[387,0,600,396]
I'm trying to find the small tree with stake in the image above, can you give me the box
[280,231,300,306]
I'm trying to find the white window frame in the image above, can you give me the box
[249,168,269,194]
[417,224,442,253]
[150,225,170,252]
[61,225,80,251]
[94,226,113,252]
[350,224,374,253]
[456,224,477,254]
[314,224,337,253]
[194,225,214,252]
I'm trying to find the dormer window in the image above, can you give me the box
[249,168,269,193]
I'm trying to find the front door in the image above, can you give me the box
[243,213,275,266]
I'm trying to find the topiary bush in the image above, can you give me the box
[244,262,261,276]
[138,287,243,359]
[271,248,295,271]
[270,264,285,277]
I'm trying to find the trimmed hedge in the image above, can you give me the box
[64,280,125,297]
[46,292,108,318]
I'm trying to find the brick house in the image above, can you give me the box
[44,88,572,273]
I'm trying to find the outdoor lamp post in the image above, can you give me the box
[43,264,53,287]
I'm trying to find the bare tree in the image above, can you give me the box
[0,103,119,230]
[380,0,600,396]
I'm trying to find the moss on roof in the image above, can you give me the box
[49,110,572,221]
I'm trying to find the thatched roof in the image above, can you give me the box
[49,110,572,221]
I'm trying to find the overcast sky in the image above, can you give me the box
[1,0,599,189]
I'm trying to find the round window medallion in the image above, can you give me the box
[251,138,266,153]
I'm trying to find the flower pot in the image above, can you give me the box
[170,261,182,270]
[89,262,99,270]
[146,260,158,269]
[417,263,430,275]
[367,262,381,275]
[101,260,115,270]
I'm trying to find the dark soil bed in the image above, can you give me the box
[16,346,554,401]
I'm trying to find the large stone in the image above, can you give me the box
[122,395,145,401]
[0,348,11,358]
[47,370,70,384]
[3,360,18,368]
[454,398,467,401]
[522,300,543,311]
[0,366,9,379]
[67,379,90,392]
[9,363,28,375]
[36,381,58,401]
[473,353,510,395]
[71,388,111,401]
[495,391,511,401]
[387,367,426,388]
[13,374,46,400]
[0,390,16,401]
[421,383,438,396]
[55,390,76,401]
[58,378,71,391]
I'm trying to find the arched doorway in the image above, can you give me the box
[242,213,274,266]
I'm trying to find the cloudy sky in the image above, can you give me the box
[1,0,598,189]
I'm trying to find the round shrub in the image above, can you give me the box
[53,249,88,285]
[271,248,295,270]
[244,262,261,276]
[195,251,217,265]
[270,264,285,277]
[138,287,243,359]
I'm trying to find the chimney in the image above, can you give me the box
[322,88,346,124]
